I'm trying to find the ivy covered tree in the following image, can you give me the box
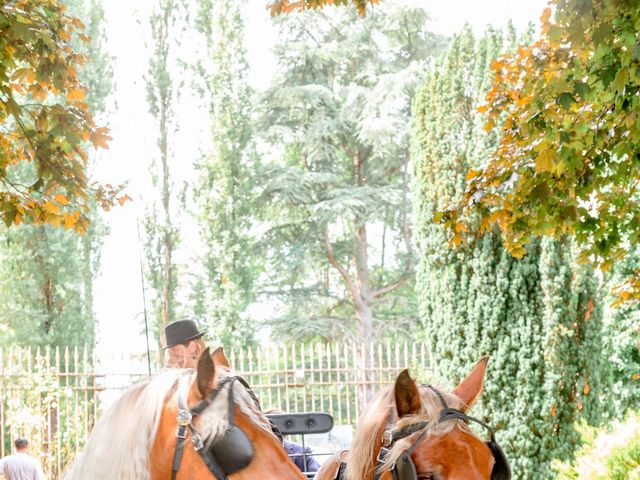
[603,248,640,412]
[412,26,610,479]
[190,0,258,348]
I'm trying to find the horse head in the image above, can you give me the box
[65,347,305,480]
[318,357,510,480]
[149,347,306,479]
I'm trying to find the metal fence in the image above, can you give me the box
[0,342,431,478]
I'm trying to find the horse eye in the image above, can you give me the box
[417,474,436,480]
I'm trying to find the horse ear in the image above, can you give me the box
[196,347,216,398]
[453,356,489,411]
[395,369,421,417]
[211,346,230,368]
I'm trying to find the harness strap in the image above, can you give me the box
[171,375,193,480]
[171,424,187,480]
[336,462,348,480]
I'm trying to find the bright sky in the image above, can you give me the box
[92,0,548,362]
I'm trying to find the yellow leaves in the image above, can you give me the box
[63,211,80,229]
[540,7,552,34]
[12,68,35,84]
[58,28,71,42]
[465,169,483,182]
[117,194,132,206]
[483,119,495,132]
[535,148,555,173]
[42,201,61,215]
[90,127,112,149]
[54,194,69,206]
[66,87,86,101]
[488,209,510,228]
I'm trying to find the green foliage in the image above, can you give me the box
[554,412,640,480]
[190,0,258,348]
[0,225,99,347]
[412,26,610,479]
[145,0,181,338]
[603,247,640,412]
[0,0,121,231]
[444,0,640,303]
[0,0,111,348]
[260,3,445,343]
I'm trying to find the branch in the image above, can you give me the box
[372,274,410,298]
[324,225,362,308]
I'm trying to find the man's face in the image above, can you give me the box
[165,341,198,368]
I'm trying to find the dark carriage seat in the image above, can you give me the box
[267,412,335,479]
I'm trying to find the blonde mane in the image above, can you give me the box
[345,384,470,480]
[64,368,273,480]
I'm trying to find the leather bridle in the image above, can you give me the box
[170,373,282,480]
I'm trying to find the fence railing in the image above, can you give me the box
[0,342,431,479]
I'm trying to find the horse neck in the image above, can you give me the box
[231,409,306,480]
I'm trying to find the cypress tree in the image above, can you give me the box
[412,26,609,479]
[191,0,258,348]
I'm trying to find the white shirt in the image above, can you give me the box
[0,452,45,480]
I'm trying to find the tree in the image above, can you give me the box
[0,0,122,231]
[268,0,380,16]
[442,1,640,302]
[0,0,112,348]
[190,0,258,348]
[260,4,445,402]
[412,26,610,479]
[145,0,180,336]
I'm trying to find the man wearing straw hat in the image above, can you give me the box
[163,319,208,369]
[0,438,45,480]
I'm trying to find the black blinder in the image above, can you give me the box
[393,452,417,480]
[487,439,511,480]
[209,424,254,474]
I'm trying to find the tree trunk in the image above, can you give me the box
[354,224,375,405]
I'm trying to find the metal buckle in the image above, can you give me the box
[377,446,390,463]
[177,409,192,426]
[176,426,188,439]
[382,430,393,447]
[192,434,204,451]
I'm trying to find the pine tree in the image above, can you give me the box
[412,26,609,479]
[191,0,258,348]
[260,3,445,345]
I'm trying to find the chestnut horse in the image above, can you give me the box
[316,357,510,480]
[64,347,305,480]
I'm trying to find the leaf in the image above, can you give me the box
[89,128,112,149]
[548,25,563,43]
[535,148,555,172]
[4,97,20,118]
[67,87,85,101]
[54,194,69,206]
[613,67,628,93]
[465,169,482,182]
[556,92,576,110]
